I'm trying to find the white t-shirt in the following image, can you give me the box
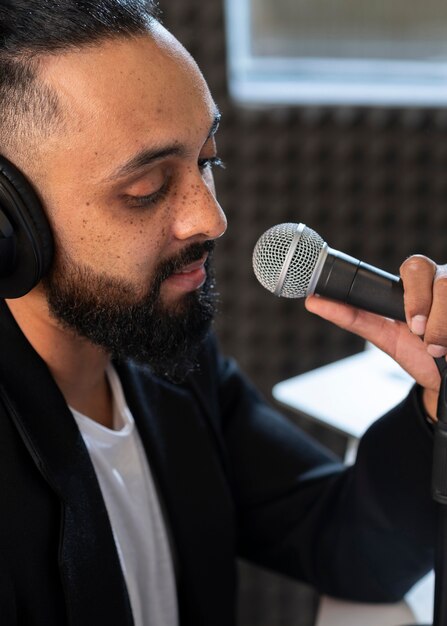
[70,365,178,626]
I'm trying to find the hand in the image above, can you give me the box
[305,255,446,420]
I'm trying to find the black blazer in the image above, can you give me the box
[0,299,436,625]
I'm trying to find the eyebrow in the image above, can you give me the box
[106,110,221,182]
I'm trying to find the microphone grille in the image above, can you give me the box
[253,223,326,298]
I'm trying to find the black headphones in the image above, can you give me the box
[0,156,54,298]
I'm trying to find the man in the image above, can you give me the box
[0,1,445,625]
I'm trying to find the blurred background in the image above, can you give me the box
[161,1,447,624]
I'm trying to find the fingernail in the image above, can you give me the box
[427,344,447,358]
[411,315,427,336]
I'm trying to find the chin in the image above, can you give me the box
[159,287,195,311]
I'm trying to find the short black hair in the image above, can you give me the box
[0,0,160,155]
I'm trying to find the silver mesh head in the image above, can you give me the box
[252,223,326,298]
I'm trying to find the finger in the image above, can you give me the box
[305,294,359,328]
[400,255,436,336]
[424,265,447,357]
[305,295,440,391]
[305,295,391,348]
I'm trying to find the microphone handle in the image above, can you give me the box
[314,249,406,322]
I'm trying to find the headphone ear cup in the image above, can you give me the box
[0,156,54,298]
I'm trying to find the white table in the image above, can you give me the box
[272,345,434,626]
[273,344,415,463]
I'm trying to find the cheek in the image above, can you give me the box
[110,215,167,278]
[53,202,167,283]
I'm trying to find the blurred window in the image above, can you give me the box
[225,0,447,106]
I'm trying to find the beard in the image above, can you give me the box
[41,240,218,382]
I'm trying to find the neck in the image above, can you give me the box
[6,290,115,429]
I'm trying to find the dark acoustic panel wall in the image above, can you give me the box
[161,2,447,399]
[160,1,446,624]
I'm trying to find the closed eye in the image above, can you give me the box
[125,177,171,210]
[124,156,225,210]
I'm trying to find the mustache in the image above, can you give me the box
[156,240,215,282]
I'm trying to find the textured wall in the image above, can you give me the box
[161,2,447,398]
[160,1,445,624]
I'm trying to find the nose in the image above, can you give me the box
[172,176,227,242]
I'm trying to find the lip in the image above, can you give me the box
[164,253,208,293]
[173,253,209,275]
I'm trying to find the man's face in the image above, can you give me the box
[21,24,228,377]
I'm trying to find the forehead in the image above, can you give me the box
[39,25,216,166]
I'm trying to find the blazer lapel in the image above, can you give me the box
[117,361,238,626]
[0,301,133,626]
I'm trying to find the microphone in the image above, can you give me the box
[252,222,406,322]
